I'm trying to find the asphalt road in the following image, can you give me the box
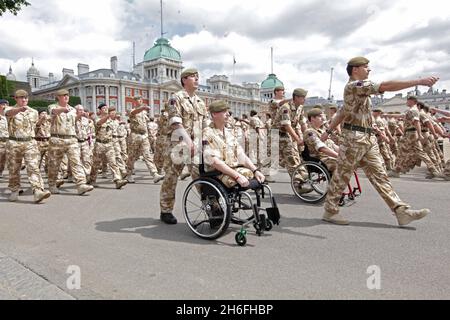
[0,161,449,300]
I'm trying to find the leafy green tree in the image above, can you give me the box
[0,0,30,16]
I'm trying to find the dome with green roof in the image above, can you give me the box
[261,73,284,90]
[143,38,182,62]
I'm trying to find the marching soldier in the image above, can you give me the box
[5,90,51,203]
[147,117,158,154]
[47,89,94,195]
[110,109,128,178]
[159,68,208,224]
[153,108,168,181]
[89,104,128,189]
[321,56,437,226]
[35,110,51,174]
[389,95,443,179]
[126,96,162,183]
[273,88,310,193]
[75,105,92,177]
[372,108,395,173]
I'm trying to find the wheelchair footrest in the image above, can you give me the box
[266,207,280,225]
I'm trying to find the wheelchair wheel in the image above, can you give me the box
[182,178,231,240]
[231,191,255,225]
[291,161,331,203]
[235,232,247,246]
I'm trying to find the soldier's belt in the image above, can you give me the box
[78,139,88,143]
[9,137,33,142]
[343,123,373,134]
[113,135,124,138]
[96,139,112,144]
[131,130,146,135]
[405,128,417,132]
[34,137,50,141]
[421,129,429,133]
[51,134,76,139]
[0,137,8,142]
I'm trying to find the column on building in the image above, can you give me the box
[105,85,110,106]
[120,84,126,115]
[92,85,97,110]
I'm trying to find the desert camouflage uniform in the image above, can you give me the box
[154,109,169,174]
[160,90,207,213]
[249,114,266,167]
[75,116,92,176]
[111,118,127,177]
[117,121,128,164]
[203,123,253,188]
[34,117,51,173]
[90,117,124,183]
[47,104,88,188]
[374,115,394,171]
[5,105,46,193]
[324,79,408,216]
[126,107,158,177]
[393,105,440,176]
[303,126,338,173]
[147,120,158,154]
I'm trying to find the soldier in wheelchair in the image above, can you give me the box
[182,101,280,246]
[291,108,361,204]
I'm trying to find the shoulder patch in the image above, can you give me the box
[308,132,314,137]
[283,109,289,114]
[169,98,176,106]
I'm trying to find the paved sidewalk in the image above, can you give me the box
[0,251,74,300]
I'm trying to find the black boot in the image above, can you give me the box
[160,212,177,224]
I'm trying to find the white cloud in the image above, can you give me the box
[0,0,449,100]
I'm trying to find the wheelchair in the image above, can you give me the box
[182,165,280,246]
[291,145,361,205]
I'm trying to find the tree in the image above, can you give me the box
[0,0,30,16]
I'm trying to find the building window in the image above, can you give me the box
[110,87,118,96]
[154,91,159,100]
[110,99,117,107]
[126,102,132,109]
[175,70,178,78]
[142,90,148,98]
[96,86,105,95]
[163,91,169,101]
[126,88,131,97]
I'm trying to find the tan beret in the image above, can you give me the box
[372,108,383,113]
[308,108,324,118]
[209,100,229,113]
[14,89,28,98]
[133,95,142,101]
[313,104,323,110]
[180,68,198,78]
[407,95,418,101]
[108,107,116,112]
[328,103,338,110]
[274,86,285,91]
[56,89,69,96]
[293,88,308,97]
[347,56,370,67]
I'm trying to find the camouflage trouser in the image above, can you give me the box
[279,134,301,177]
[90,142,122,183]
[78,141,92,176]
[160,141,200,213]
[126,133,157,175]
[377,141,394,171]
[36,140,49,172]
[324,132,408,215]
[148,135,157,153]
[321,156,337,174]
[6,140,45,192]
[113,139,127,176]
[389,139,398,161]
[47,138,87,187]
[428,136,443,170]
[154,134,166,174]
[394,132,440,175]
[248,131,269,168]
[118,138,128,163]
[0,140,7,174]
[421,132,441,171]
[395,136,408,171]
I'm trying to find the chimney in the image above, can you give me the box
[62,68,74,77]
[443,89,447,95]
[77,63,89,75]
[111,56,118,74]
[48,72,55,83]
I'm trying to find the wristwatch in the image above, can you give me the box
[252,168,260,174]
[326,128,333,135]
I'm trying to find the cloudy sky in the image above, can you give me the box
[1,0,449,100]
